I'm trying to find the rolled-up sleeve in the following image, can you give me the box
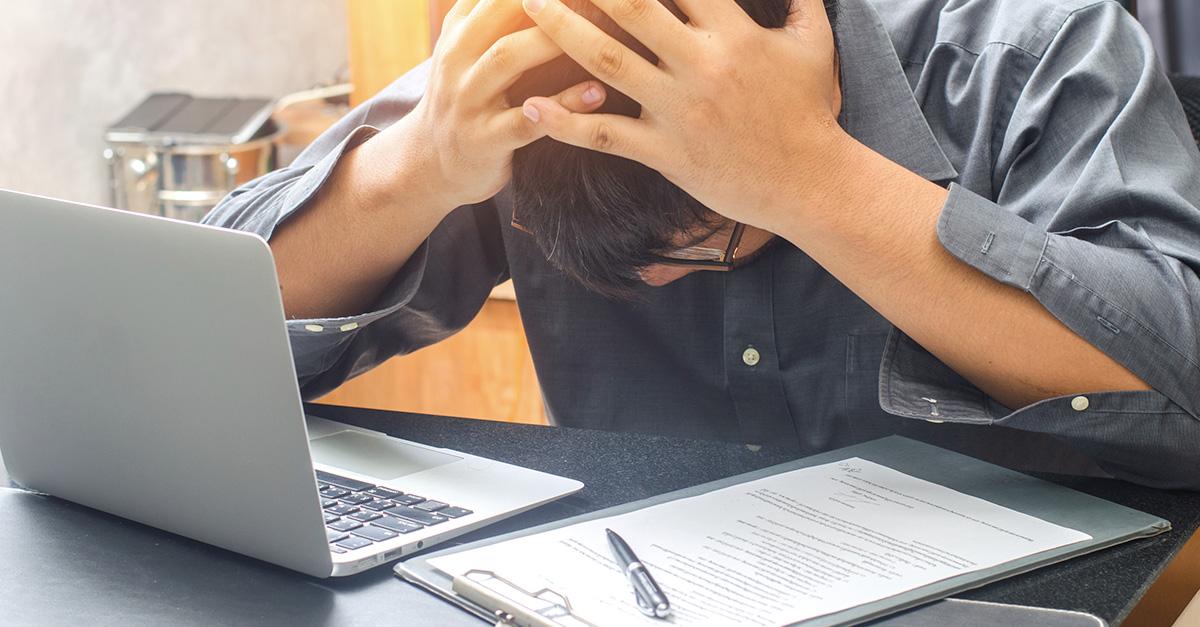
[202,60,509,398]
[878,2,1200,488]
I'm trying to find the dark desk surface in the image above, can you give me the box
[1,403,1196,626]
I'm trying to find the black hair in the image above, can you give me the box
[508,1,839,297]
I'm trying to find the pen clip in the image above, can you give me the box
[609,528,672,620]
[624,562,671,619]
[630,581,658,618]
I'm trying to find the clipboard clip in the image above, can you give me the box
[452,569,598,627]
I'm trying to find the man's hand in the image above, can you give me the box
[518,0,843,232]
[408,0,611,210]
[269,0,611,319]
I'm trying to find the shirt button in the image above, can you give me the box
[1071,396,1090,412]
[742,347,761,367]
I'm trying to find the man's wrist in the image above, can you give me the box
[768,129,950,254]
[760,125,860,236]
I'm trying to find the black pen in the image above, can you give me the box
[606,528,672,619]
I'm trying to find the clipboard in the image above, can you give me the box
[396,436,1169,626]
[451,569,598,627]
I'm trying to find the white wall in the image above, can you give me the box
[0,0,348,205]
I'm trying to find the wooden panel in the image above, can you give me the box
[1128,528,1200,627]
[345,0,432,106]
[317,297,547,425]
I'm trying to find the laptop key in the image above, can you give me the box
[323,512,340,524]
[389,506,448,526]
[351,525,399,542]
[326,504,359,517]
[327,529,349,544]
[340,493,374,506]
[364,487,402,500]
[373,515,424,534]
[391,494,425,506]
[321,499,338,509]
[316,470,374,492]
[414,500,447,512]
[329,519,362,532]
[361,499,397,512]
[438,506,473,519]
[330,546,347,554]
[348,510,383,522]
[319,487,350,500]
[336,536,373,551]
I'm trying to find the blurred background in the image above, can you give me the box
[0,1,349,204]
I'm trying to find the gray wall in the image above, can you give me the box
[0,1,348,205]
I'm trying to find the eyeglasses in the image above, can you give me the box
[650,221,747,271]
[511,210,747,273]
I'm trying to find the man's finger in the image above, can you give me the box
[552,81,609,113]
[443,0,485,30]
[494,82,609,148]
[587,0,692,63]
[453,0,530,60]
[520,96,658,165]
[468,27,564,97]
[447,0,485,20]
[522,0,665,107]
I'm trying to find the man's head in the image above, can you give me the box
[508,1,838,297]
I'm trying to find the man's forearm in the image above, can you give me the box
[772,132,1151,410]
[269,119,455,320]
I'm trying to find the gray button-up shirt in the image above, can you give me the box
[205,0,1200,489]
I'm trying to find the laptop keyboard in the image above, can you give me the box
[316,470,473,554]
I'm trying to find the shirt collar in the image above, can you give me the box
[834,0,958,182]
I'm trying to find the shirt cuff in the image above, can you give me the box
[876,327,1011,424]
[936,183,1049,291]
[286,239,430,381]
[877,323,1200,488]
[877,323,1187,421]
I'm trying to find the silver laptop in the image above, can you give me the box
[0,189,583,577]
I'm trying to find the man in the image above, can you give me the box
[205,0,1200,489]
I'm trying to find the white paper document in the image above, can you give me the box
[430,458,1092,626]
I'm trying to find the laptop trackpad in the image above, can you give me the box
[309,430,461,481]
